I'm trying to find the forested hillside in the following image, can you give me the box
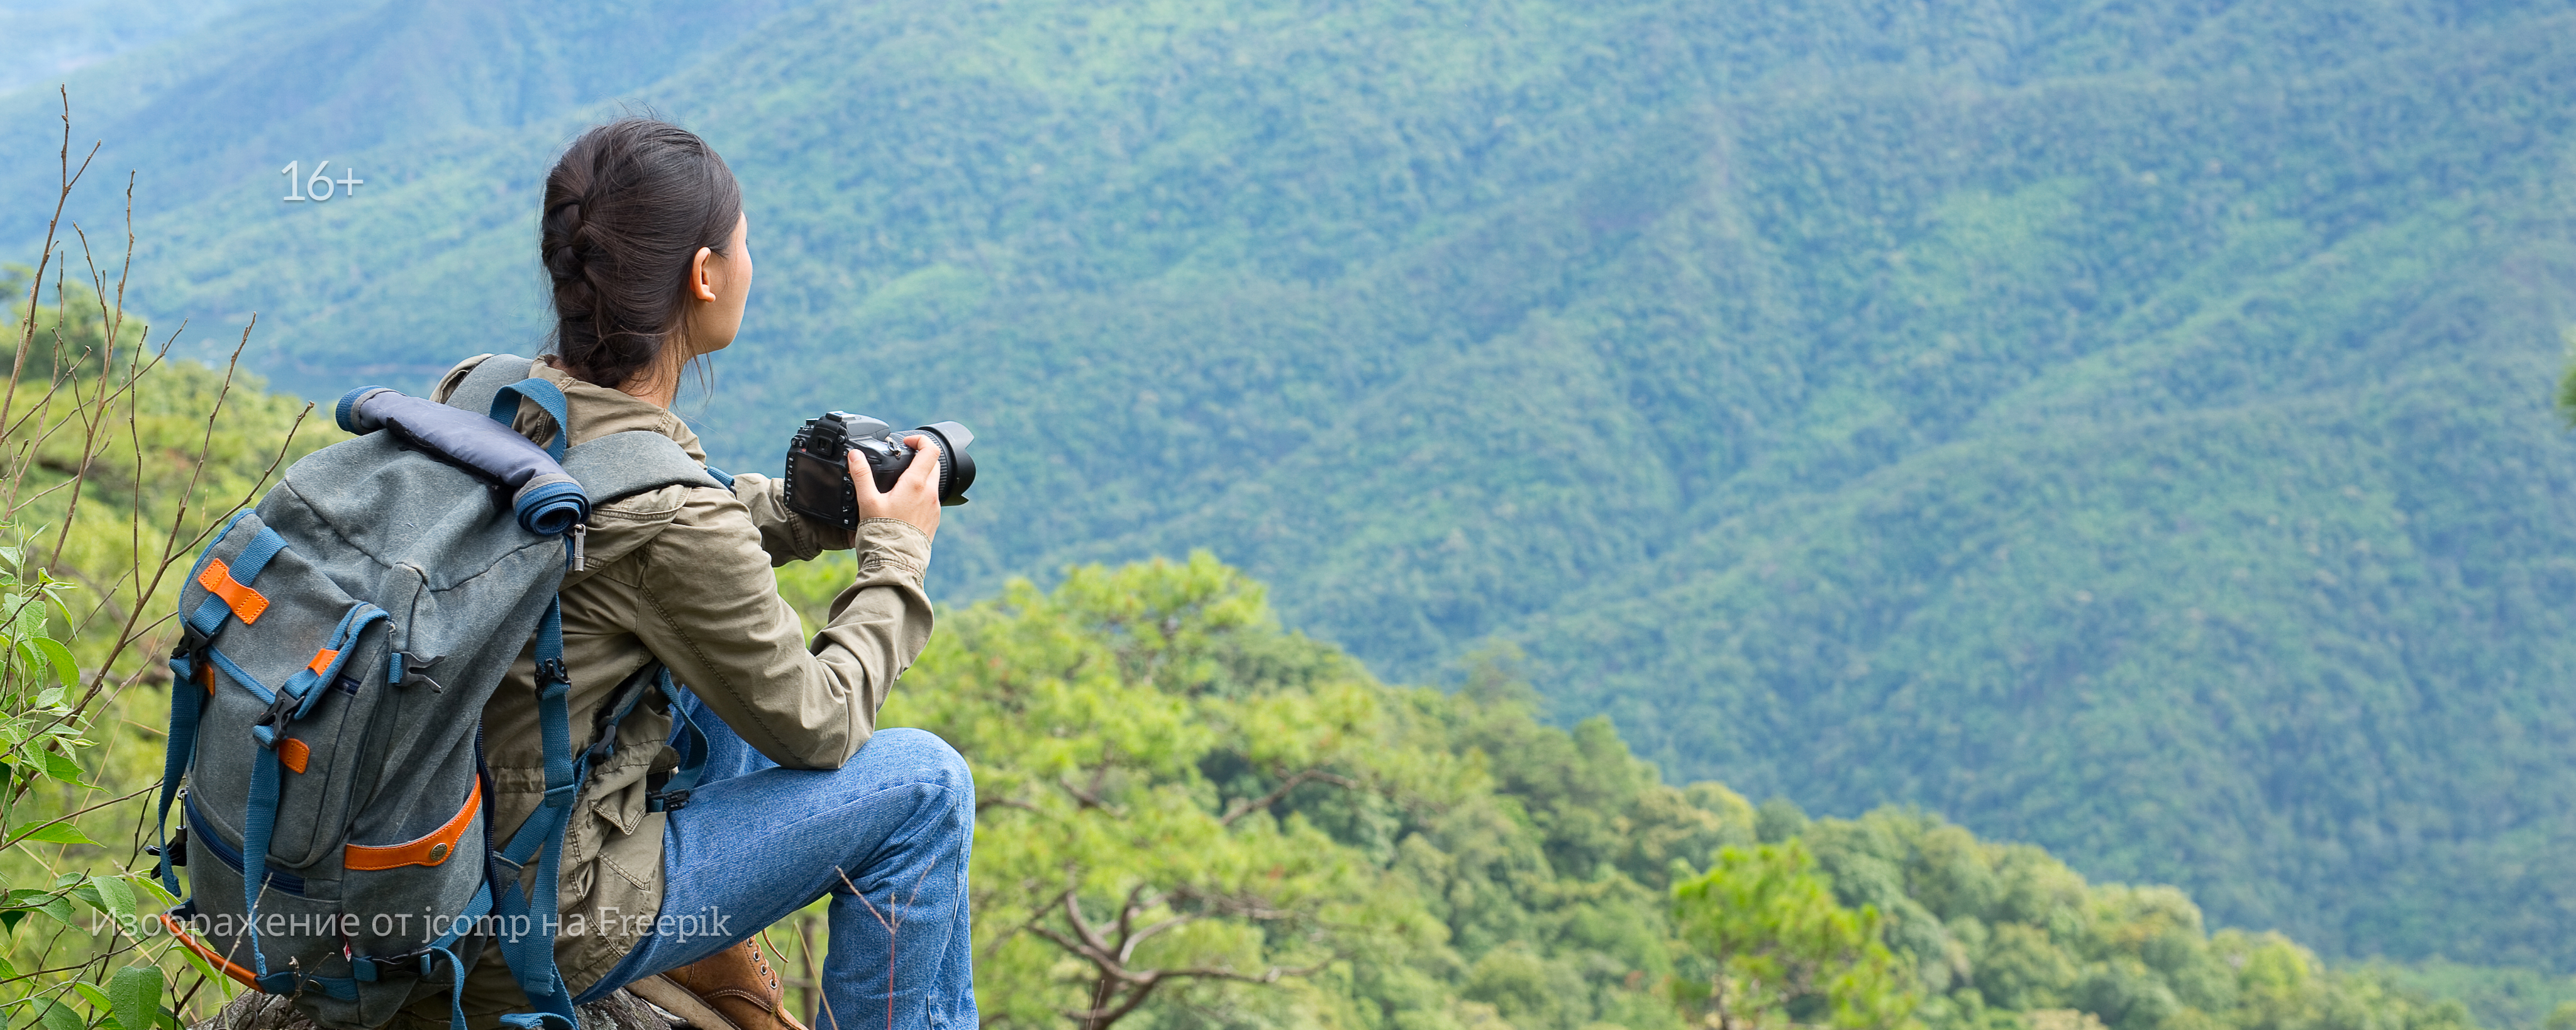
[9,0,2576,971]
[789,551,2487,1030]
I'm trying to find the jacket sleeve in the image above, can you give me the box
[728,470,858,564]
[628,486,934,770]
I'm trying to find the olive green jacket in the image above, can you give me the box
[391,356,935,1029]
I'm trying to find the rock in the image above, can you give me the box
[189,990,689,1030]
[192,992,299,1030]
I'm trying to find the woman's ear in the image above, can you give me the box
[688,245,718,302]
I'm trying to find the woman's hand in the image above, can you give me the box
[852,435,942,541]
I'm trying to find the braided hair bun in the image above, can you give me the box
[540,118,743,391]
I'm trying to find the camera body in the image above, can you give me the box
[783,412,977,529]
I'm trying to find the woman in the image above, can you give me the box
[396,118,974,1030]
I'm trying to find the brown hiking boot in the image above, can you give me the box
[626,939,811,1030]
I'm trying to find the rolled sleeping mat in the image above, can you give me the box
[336,386,592,537]
[511,474,588,536]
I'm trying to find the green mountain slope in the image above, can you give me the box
[0,0,246,96]
[11,0,2576,968]
[850,553,2491,1030]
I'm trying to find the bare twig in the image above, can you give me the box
[796,917,823,1026]
[6,88,100,440]
[835,861,938,1030]
[73,357,308,719]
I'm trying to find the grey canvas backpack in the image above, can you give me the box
[153,357,721,1030]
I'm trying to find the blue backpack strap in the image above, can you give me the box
[238,745,287,985]
[273,605,384,721]
[582,664,705,813]
[489,379,572,463]
[430,883,493,1030]
[448,353,577,465]
[650,668,708,812]
[154,646,201,895]
[488,597,581,1029]
[186,524,287,636]
[474,374,606,1029]
[472,362,584,1018]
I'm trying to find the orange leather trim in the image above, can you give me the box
[306,648,338,675]
[277,738,309,774]
[196,558,269,625]
[160,914,260,989]
[200,662,214,696]
[345,778,479,871]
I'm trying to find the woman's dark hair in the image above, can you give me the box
[540,118,742,391]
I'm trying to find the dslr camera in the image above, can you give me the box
[783,413,977,530]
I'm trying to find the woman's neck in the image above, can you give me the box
[623,358,684,409]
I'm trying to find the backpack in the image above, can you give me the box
[153,357,721,1030]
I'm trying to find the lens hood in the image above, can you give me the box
[918,421,976,506]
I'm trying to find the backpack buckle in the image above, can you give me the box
[647,789,690,813]
[533,658,569,687]
[353,948,441,982]
[147,826,188,868]
[250,692,300,745]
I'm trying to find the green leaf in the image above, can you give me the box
[38,746,85,786]
[0,952,19,979]
[108,964,163,1030]
[132,876,177,909]
[32,638,76,687]
[16,821,97,846]
[172,947,226,995]
[72,983,113,1016]
[9,600,43,652]
[88,874,133,924]
[35,885,79,927]
[36,995,80,1030]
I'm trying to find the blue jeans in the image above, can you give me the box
[573,695,977,1030]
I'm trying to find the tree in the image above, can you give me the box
[881,553,1448,1029]
[1672,841,1921,1030]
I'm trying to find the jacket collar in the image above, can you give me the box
[524,359,711,463]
